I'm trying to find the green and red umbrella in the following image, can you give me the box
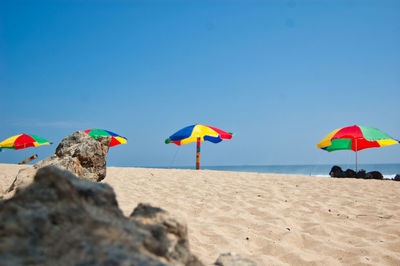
[83,129,127,147]
[317,125,399,171]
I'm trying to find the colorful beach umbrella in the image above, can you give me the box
[0,134,52,150]
[316,125,399,171]
[165,124,233,169]
[83,129,127,147]
[0,134,52,161]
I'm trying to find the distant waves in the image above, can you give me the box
[156,164,400,179]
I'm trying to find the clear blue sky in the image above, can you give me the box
[1,0,399,167]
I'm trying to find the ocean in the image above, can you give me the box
[157,164,400,179]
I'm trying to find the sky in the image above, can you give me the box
[1,0,399,167]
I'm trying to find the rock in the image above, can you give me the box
[329,166,385,180]
[329,166,345,178]
[130,204,203,265]
[365,171,383,180]
[356,170,366,179]
[8,131,111,193]
[0,166,203,266]
[344,169,356,178]
[215,252,258,266]
[394,174,400,181]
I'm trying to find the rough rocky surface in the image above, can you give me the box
[329,165,383,180]
[130,204,201,265]
[8,131,110,193]
[214,253,258,266]
[0,166,203,266]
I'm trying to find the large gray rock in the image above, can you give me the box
[130,204,199,264]
[0,166,203,266]
[8,131,110,193]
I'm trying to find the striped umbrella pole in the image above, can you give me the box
[18,154,38,165]
[196,137,200,170]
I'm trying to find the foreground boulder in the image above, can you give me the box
[8,131,110,193]
[0,166,203,266]
[329,166,383,180]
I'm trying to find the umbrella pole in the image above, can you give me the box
[24,143,26,161]
[196,137,200,170]
[355,139,358,172]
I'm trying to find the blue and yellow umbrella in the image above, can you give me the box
[165,124,233,169]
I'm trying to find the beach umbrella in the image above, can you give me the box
[83,129,127,147]
[316,125,399,172]
[0,134,52,161]
[165,124,233,169]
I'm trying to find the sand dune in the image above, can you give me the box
[1,164,399,265]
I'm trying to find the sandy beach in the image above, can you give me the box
[1,163,400,265]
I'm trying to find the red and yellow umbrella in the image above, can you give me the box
[0,134,52,150]
[0,134,52,162]
[317,125,398,171]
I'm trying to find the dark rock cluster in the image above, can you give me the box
[329,165,383,179]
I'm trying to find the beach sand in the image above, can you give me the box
[0,163,28,195]
[1,164,400,265]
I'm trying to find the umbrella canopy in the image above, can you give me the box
[165,124,233,145]
[317,125,398,152]
[316,125,398,171]
[0,134,52,150]
[165,124,233,169]
[83,129,127,147]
